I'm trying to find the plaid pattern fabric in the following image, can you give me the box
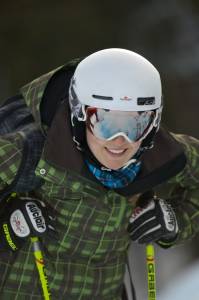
[0,133,22,185]
[156,133,199,246]
[0,133,199,299]
[85,159,141,188]
[0,157,132,299]
[20,66,63,132]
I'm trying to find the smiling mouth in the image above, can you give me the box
[105,147,127,156]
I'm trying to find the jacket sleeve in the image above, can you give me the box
[156,133,199,247]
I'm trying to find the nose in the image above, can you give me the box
[110,135,127,145]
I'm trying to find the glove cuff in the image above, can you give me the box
[156,232,178,249]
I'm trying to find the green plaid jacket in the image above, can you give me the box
[0,62,198,299]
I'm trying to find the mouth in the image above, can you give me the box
[105,147,127,156]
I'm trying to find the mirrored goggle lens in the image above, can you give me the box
[86,107,154,142]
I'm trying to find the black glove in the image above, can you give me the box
[128,196,178,244]
[0,193,56,252]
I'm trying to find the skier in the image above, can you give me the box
[0,48,198,300]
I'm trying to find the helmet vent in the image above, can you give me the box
[92,94,113,101]
[137,97,155,105]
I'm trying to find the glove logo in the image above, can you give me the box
[26,202,46,233]
[3,224,18,250]
[10,209,30,237]
[159,200,176,232]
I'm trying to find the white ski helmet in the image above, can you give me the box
[69,48,163,149]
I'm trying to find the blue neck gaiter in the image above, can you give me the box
[85,159,141,189]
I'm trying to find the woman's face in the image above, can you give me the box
[86,128,141,170]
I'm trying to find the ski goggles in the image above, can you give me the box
[86,107,156,143]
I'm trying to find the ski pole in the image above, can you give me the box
[31,237,51,300]
[146,244,156,300]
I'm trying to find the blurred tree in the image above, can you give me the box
[120,0,199,137]
[0,0,198,137]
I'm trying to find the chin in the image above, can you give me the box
[103,162,124,170]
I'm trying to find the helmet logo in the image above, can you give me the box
[92,95,113,101]
[137,97,155,105]
[120,96,132,101]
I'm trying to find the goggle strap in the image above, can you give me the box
[139,109,159,142]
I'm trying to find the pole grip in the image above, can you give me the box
[146,244,156,300]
